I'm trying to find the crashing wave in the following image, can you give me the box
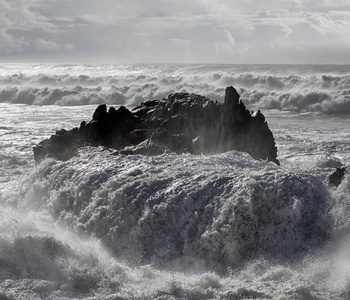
[0,64,350,113]
[16,151,332,271]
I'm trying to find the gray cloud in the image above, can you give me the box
[0,0,350,63]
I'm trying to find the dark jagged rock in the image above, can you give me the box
[329,167,347,187]
[33,86,280,165]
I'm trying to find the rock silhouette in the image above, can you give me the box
[329,167,347,187]
[33,86,279,165]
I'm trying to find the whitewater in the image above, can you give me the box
[0,63,349,299]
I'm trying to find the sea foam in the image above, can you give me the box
[0,64,350,113]
[13,150,332,271]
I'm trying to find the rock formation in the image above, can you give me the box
[329,166,347,187]
[33,86,279,165]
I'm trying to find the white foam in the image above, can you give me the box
[1,64,350,113]
[11,151,331,271]
[0,64,350,299]
[0,150,348,299]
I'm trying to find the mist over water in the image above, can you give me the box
[0,63,350,299]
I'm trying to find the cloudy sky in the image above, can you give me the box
[1,0,350,64]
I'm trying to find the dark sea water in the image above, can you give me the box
[0,63,349,299]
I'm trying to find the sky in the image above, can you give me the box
[1,0,350,64]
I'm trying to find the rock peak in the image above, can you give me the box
[224,86,240,107]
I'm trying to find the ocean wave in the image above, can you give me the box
[13,151,333,270]
[0,64,350,113]
[0,205,128,298]
[240,89,350,113]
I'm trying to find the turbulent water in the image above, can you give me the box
[1,63,350,113]
[0,64,350,299]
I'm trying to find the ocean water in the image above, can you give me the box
[0,63,349,299]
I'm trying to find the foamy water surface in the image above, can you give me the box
[0,64,350,299]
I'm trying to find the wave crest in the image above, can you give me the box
[1,64,350,113]
[16,151,332,270]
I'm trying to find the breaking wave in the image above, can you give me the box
[0,63,349,113]
[6,150,335,272]
[1,107,350,298]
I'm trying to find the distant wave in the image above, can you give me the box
[0,63,349,113]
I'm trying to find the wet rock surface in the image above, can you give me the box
[329,166,347,187]
[33,86,279,165]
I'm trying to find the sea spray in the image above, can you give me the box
[1,63,350,299]
[10,150,333,273]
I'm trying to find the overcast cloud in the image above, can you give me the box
[1,0,350,64]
